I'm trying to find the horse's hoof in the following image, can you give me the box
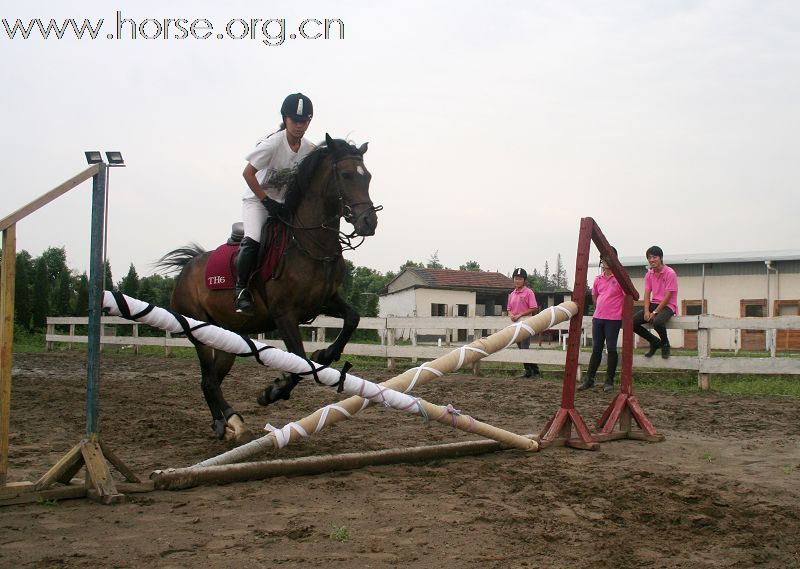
[211,419,227,439]
[257,386,291,406]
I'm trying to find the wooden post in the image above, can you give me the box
[386,327,396,370]
[539,218,597,450]
[697,321,710,390]
[0,225,17,484]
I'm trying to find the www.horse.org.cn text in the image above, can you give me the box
[1,11,346,46]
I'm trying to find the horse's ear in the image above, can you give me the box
[358,142,368,155]
[325,133,334,146]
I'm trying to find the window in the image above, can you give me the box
[740,299,767,351]
[774,300,800,351]
[430,303,447,317]
[681,300,706,350]
[456,304,468,317]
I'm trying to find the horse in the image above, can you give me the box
[156,135,380,441]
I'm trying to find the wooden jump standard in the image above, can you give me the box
[539,217,663,450]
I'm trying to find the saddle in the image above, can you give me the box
[204,221,288,291]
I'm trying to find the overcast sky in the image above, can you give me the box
[2,0,798,285]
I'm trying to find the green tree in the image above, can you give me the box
[459,260,481,271]
[554,254,568,289]
[426,250,443,269]
[399,260,424,272]
[31,256,49,329]
[119,263,140,297]
[14,251,33,330]
[103,260,113,291]
[53,271,73,315]
[74,272,89,316]
[527,268,549,292]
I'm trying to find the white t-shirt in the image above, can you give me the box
[243,130,316,202]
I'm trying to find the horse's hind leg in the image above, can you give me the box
[312,291,360,366]
[197,345,249,440]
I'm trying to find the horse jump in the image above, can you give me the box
[102,292,578,489]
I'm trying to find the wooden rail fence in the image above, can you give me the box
[45,314,800,390]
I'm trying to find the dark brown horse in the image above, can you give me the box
[157,135,379,440]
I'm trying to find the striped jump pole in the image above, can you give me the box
[191,300,578,468]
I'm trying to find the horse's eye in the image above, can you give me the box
[341,171,355,181]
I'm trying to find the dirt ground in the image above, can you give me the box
[1,352,799,569]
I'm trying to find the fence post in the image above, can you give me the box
[697,319,710,390]
[165,331,171,356]
[386,327,396,371]
[133,323,139,355]
[47,321,54,351]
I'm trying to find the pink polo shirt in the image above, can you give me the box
[645,264,678,314]
[507,286,538,316]
[592,273,624,320]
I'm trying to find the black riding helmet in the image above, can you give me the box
[512,268,528,280]
[281,93,313,121]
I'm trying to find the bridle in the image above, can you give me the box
[279,152,382,260]
[330,155,383,245]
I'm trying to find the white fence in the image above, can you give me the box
[45,314,800,390]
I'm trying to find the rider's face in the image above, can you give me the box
[284,116,311,140]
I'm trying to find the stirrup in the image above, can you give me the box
[234,288,254,313]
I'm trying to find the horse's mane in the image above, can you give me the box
[283,138,362,213]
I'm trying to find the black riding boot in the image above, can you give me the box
[234,237,259,314]
[578,351,602,391]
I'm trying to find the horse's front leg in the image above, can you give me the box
[311,291,360,366]
[257,315,307,406]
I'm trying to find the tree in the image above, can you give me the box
[459,260,481,271]
[543,261,551,288]
[74,272,89,316]
[103,260,114,290]
[14,251,33,329]
[399,260,423,272]
[31,256,49,329]
[119,263,140,297]
[426,250,443,269]
[554,254,568,289]
[53,271,73,316]
[527,268,549,292]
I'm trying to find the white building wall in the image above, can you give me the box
[379,288,417,317]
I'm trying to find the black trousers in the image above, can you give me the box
[588,318,621,381]
[633,303,675,346]
[517,337,540,375]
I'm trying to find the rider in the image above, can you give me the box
[235,93,316,313]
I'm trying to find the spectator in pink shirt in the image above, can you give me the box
[633,245,678,359]
[579,247,625,392]
[507,268,541,378]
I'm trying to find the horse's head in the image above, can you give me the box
[325,134,380,237]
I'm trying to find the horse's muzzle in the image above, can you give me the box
[346,203,382,236]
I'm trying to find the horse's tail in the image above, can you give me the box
[155,243,207,274]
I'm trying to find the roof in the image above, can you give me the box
[618,249,800,267]
[385,268,514,294]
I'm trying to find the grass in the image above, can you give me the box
[329,525,351,542]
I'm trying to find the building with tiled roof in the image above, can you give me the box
[379,268,515,342]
